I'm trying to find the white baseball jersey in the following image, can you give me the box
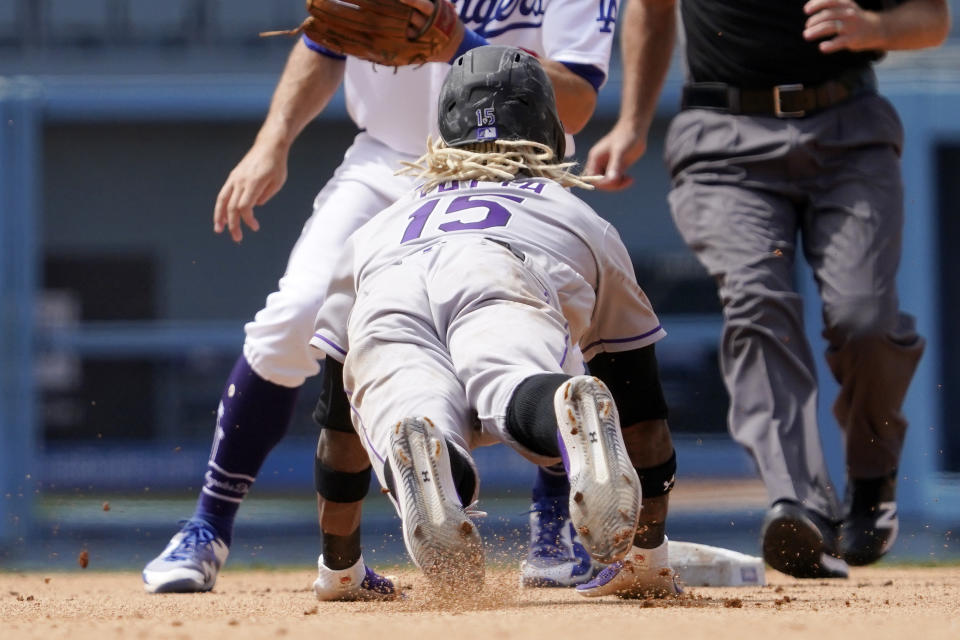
[310,178,664,477]
[244,1,617,388]
[344,0,618,155]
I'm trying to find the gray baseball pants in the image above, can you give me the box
[665,92,925,519]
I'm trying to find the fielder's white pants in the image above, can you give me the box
[243,133,418,388]
[342,239,585,490]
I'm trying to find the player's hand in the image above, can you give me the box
[584,121,648,192]
[213,141,289,243]
[398,0,465,62]
[803,0,884,53]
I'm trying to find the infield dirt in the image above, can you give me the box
[3,566,959,640]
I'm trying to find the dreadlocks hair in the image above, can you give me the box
[396,137,599,192]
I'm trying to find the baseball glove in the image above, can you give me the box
[264,0,462,67]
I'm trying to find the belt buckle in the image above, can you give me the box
[773,83,805,118]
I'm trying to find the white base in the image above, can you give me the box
[669,540,767,587]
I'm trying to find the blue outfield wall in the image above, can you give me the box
[1,70,959,547]
[0,78,41,547]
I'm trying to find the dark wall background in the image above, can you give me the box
[937,144,960,471]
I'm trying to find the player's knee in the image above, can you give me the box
[588,346,668,425]
[717,268,802,331]
[242,295,327,384]
[240,342,316,388]
[313,358,353,431]
[823,296,898,345]
[316,429,369,471]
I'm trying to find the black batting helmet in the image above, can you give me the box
[438,45,566,159]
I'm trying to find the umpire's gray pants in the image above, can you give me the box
[665,92,925,519]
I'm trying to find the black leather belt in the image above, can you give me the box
[681,66,877,118]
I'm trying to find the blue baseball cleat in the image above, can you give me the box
[313,555,400,601]
[520,494,600,587]
[142,519,229,593]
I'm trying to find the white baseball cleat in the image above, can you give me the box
[313,554,399,601]
[142,520,229,593]
[388,417,485,592]
[555,376,641,565]
[576,538,682,598]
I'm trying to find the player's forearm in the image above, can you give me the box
[256,39,346,151]
[540,59,597,135]
[873,0,950,50]
[617,0,676,136]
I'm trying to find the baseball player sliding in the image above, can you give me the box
[309,45,681,598]
[143,0,618,596]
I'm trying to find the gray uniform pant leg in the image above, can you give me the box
[799,101,925,480]
[667,147,836,517]
[665,94,923,518]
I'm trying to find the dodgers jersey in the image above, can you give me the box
[342,0,618,155]
[311,178,665,362]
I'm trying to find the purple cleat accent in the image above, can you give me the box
[359,565,397,596]
[576,538,681,599]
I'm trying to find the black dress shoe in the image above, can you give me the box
[761,500,849,579]
[838,473,898,566]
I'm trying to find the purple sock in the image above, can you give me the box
[533,462,570,499]
[192,356,299,545]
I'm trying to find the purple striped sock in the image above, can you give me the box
[534,462,570,499]
[193,356,299,545]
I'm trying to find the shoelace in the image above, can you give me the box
[165,520,218,561]
[528,496,568,559]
